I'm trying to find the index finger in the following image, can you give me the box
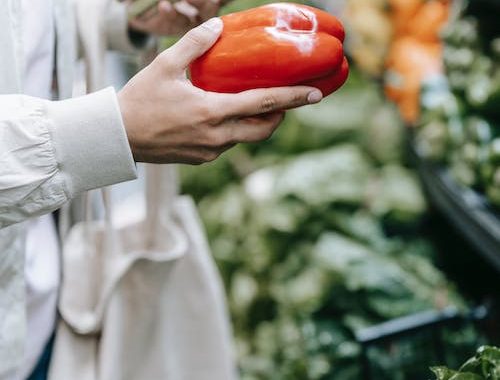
[215,86,323,117]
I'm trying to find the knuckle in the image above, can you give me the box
[156,50,175,71]
[203,150,220,163]
[260,95,279,113]
[191,148,221,164]
[206,130,229,148]
[158,48,173,63]
[248,126,273,142]
[197,104,211,120]
[197,103,221,123]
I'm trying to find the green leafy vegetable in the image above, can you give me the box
[431,346,500,380]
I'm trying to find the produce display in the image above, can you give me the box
[190,3,349,96]
[431,345,500,380]
[416,0,500,207]
[181,68,476,379]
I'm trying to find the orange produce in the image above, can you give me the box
[384,0,451,123]
[407,0,451,43]
[388,0,422,37]
[385,37,443,123]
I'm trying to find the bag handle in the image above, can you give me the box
[145,164,179,216]
[79,164,181,250]
[79,164,178,227]
[144,164,180,247]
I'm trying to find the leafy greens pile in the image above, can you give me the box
[431,346,500,380]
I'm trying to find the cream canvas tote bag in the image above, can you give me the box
[48,165,237,380]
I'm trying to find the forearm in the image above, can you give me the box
[0,88,137,228]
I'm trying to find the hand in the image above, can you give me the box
[128,0,221,36]
[118,18,323,164]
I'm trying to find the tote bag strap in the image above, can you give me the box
[145,163,179,218]
[143,164,187,255]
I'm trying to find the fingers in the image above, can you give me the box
[158,112,281,164]
[129,1,174,32]
[185,0,219,7]
[227,112,285,143]
[184,0,220,20]
[206,112,285,148]
[137,2,161,21]
[166,17,223,69]
[158,0,174,15]
[173,0,198,22]
[216,87,323,117]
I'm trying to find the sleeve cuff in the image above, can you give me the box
[106,0,155,54]
[45,87,137,196]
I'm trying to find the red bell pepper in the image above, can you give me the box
[189,3,349,97]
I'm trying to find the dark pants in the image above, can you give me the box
[27,335,54,380]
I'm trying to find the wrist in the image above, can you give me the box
[117,89,143,163]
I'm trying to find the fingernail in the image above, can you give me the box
[204,17,223,32]
[307,90,323,104]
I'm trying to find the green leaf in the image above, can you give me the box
[431,367,484,380]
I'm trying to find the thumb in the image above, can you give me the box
[167,17,223,70]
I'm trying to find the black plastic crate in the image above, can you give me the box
[355,306,490,380]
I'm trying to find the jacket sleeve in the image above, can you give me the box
[105,0,155,54]
[0,87,137,228]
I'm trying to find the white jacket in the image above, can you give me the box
[0,0,142,375]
